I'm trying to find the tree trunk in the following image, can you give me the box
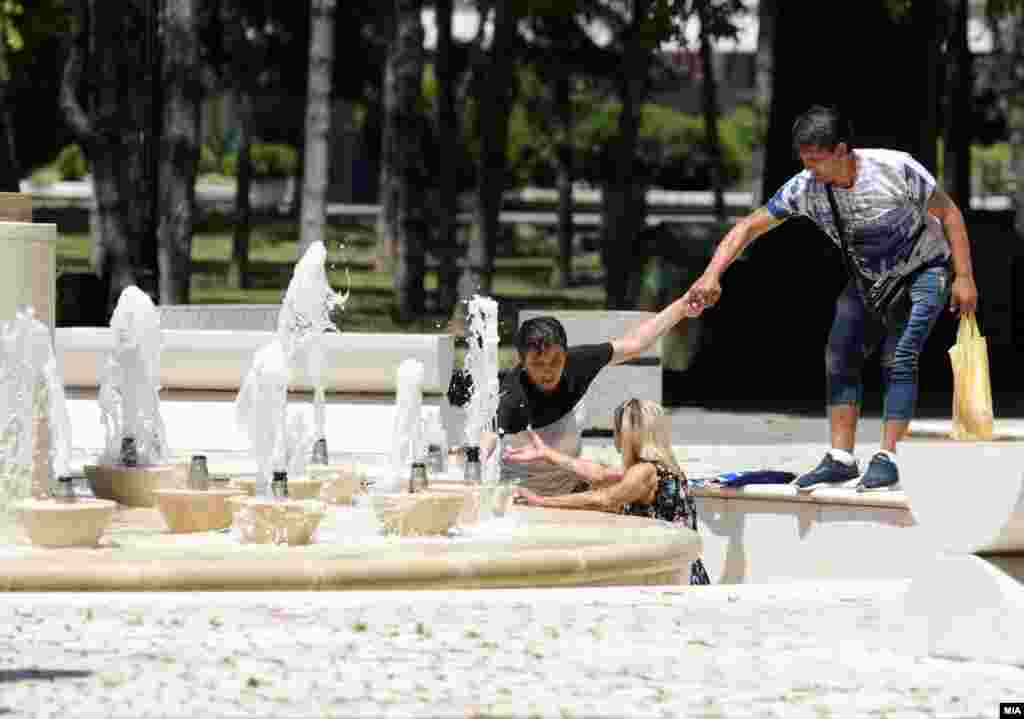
[157,0,200,305]
[228,88,252,290]
[602,0,650,310]
[748,0,774,206]
[944,0,971,207]
[0,9,20,192]
[298,0,336,259]
[459,2,519,302]
[376,51,397,271]
[385,0,427,322]
[912,0,939,174]
[61,0,153,318]
[222,0,253,290]
[434,0,459,314]
[697,3,724,222]
[554,69,574,288]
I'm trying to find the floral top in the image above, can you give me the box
[622,460,696,528]
[622,460,710,585]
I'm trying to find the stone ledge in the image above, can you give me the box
[691,484,909,511]
[0,506,698,591]
[56,328,455,395]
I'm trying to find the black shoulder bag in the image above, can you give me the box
[825,184,913,323]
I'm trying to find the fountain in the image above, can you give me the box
[84,287,188,507]
[229,241,348,543]
[0,309,116,547]
[459,296,512,521]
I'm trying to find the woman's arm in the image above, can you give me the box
[503,429,623,485]
[519,463,657,512]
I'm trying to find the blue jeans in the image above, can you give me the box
[826,264,951,422]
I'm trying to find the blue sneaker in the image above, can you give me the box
[857,452,900,492]
[793,453,860,492]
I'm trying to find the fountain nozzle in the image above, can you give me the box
[271,470,289,500]
[189,455,210,491]
[54,475,76,503]
[463,445,482,484]
[310,437,328,465]
[120,436,138,467]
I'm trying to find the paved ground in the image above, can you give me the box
[2,584,1023,719]
[10,400,1024,718]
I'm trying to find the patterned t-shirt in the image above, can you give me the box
[765,148,951,280]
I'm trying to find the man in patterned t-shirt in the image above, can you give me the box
[683,105,979,492]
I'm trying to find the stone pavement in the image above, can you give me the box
[2,584,1023,718]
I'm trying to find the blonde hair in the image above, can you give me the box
[613,399,682,474]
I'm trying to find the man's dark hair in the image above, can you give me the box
[516,316,568,356]
[791,105,854,155]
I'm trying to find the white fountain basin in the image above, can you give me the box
[236,476,323,500]
[85,464,188,507]
[153,488,245,533]
[372,491,467,537]
[227,496,327,545]
[305,463,367,505]
[15,497,117,547]
[431,481,515,525]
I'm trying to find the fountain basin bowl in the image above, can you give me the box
[372,491,467,536]
[153,488,246,533]
[85,464,188,507]
[305,464,366,505]
[430,481,515,525]
[227,496,327,545]
[15,498,117,547]
[236,477,323,500]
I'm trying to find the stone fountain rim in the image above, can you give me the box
[0,507,698,591]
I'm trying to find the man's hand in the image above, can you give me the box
[502,430,550,464]
[512,487,543,506]
[685,273,723,316]
[950,274,978,315]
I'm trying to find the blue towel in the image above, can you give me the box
[715,470,796,488]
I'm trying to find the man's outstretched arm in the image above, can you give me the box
[685,206,784,313]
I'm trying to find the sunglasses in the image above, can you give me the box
[613,398,639,432]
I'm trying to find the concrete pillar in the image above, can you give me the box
[0,193,58,331]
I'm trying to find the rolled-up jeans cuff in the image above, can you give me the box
[827,384,863,408]
[882,384,916,422]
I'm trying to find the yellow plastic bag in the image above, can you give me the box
[948,313,994,441]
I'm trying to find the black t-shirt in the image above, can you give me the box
[496,343,614,435]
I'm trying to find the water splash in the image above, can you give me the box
[391,358,425,484]
[0,309,72,534]
[97,287,166,466]
[463,295,500,451]
[235,241,348,495]
[279,242,349,449]
[234,339,289,497]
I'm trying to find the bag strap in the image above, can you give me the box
[958,312,979,343]
[825,184,861,282]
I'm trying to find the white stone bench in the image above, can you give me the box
[517,310,661,432]
[898,441,1024,666]
[581,440,1024,617]
[56,327,454,395]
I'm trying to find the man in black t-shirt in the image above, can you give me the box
[486,294,697,495]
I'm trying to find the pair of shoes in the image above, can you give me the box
[856,452,900,492]
[792,453,860,492]
[794,451,902,493]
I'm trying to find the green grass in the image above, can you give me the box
[56,218,605,371]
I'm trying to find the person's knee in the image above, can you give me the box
[825,344,859,378]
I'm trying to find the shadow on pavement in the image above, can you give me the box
[0,668,93,683]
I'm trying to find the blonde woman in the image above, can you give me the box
[505,398,710,585]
